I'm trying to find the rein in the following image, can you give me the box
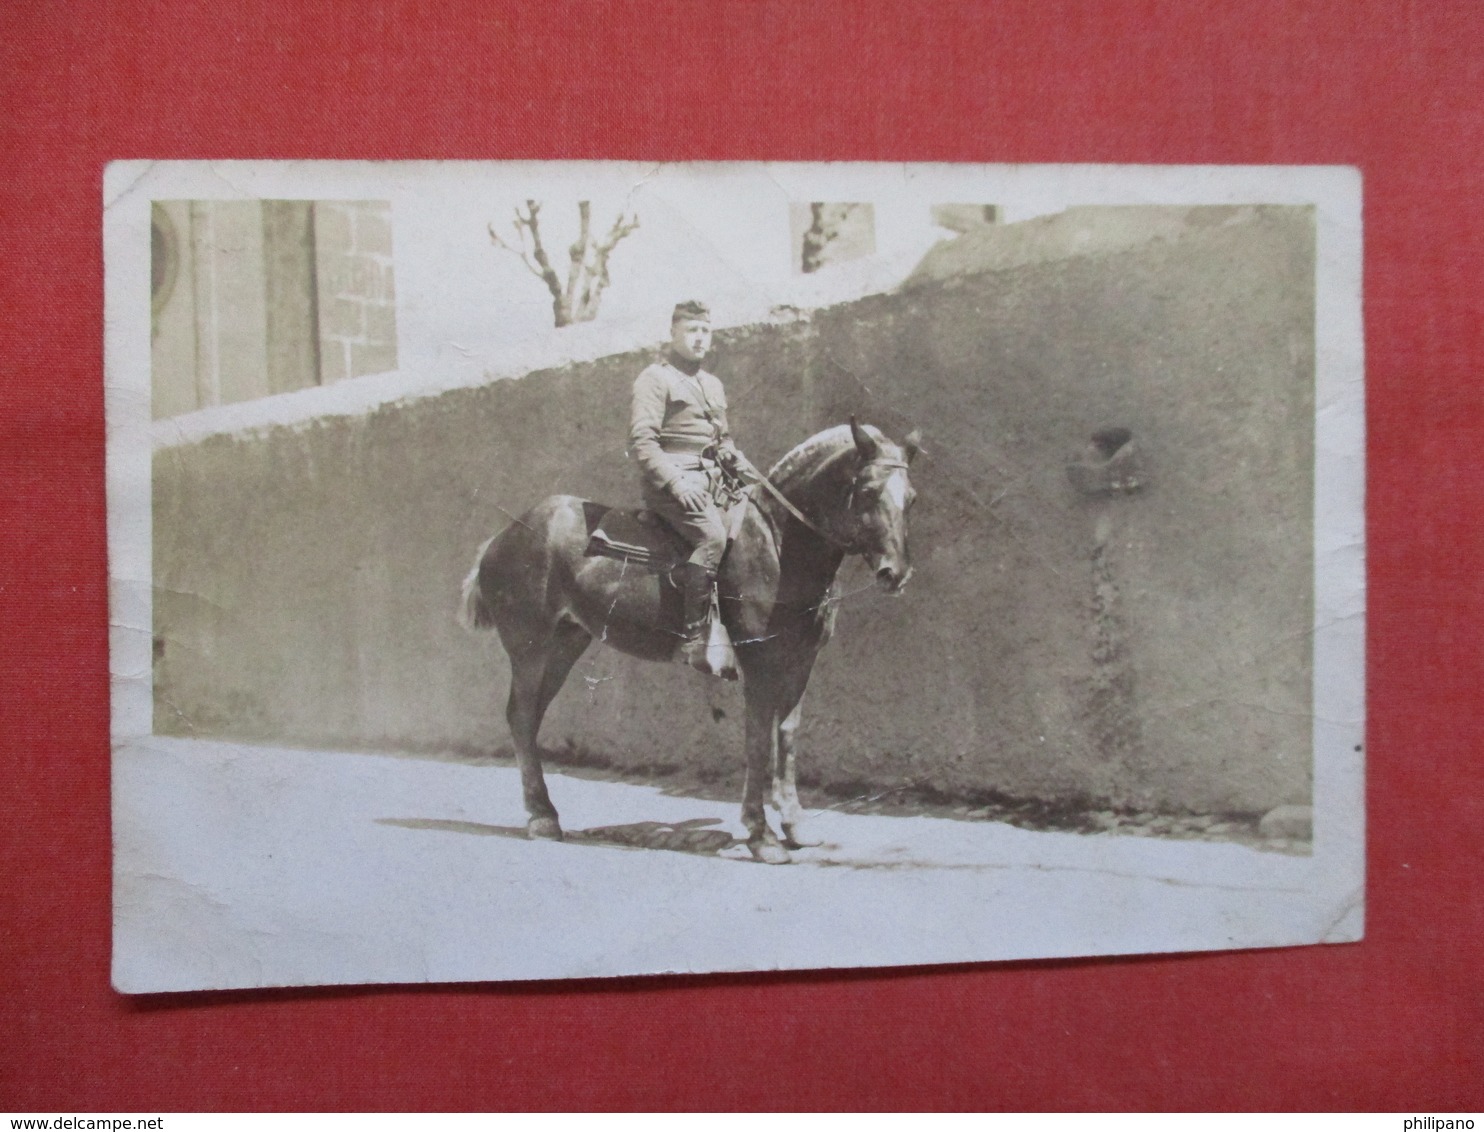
[751,459,910,553]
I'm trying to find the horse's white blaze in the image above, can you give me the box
[885,468,908,510]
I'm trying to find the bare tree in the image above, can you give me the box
[489,200,639,327]
[800,202,836,274]
[800,202,874,273]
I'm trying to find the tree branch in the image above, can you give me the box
[488,220,548,284]
[514,200,569,324]
[575,211,640,321]
[564,201,591,321]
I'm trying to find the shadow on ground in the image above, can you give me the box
[378,815,742,857]
[399,745,1306,854]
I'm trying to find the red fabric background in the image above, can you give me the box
[2,0,1480,1112]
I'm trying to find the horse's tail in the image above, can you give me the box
[458,536,500,632]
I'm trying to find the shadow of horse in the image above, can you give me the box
[377,815,743,857]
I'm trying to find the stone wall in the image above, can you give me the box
[312,201,398,383]
[153,205,1315,815]
[150,199,398,418]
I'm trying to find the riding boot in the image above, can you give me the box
[676,563,719,673]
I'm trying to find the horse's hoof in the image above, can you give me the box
[782,821,823,849]
[749,838,792,865]
[527,816,563,841]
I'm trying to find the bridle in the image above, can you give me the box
[753,458,910,554]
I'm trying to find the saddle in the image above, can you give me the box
[578,501,742,676]
[582,497,753,681]
[584,507,691,573]
[583,496,752,574]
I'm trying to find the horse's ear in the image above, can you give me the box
[903,429,923,465]
[849,415,879,462]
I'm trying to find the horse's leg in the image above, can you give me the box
[535,620,592,719]
[506,641,563,840]
[774,690,822,848]
[506,621,592,841]
[742,679,790,864]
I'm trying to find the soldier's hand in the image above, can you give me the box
[719,446,759,482]
[675,484,709,512]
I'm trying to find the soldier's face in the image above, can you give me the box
[671,318,712,362]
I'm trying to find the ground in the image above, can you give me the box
[472,742,1309,854]
[111,738,1352,994]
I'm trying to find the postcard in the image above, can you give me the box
[106,161,1364,991]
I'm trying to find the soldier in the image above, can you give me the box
[629,300,758,671]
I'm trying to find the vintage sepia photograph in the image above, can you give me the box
[106,161,1364,992]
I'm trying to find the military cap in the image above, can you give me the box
[671,299,711,323]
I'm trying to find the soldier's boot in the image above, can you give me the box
[679,560,718,673]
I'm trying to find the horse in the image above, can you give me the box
[459,418,919,864]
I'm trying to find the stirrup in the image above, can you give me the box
[679,602,738,681]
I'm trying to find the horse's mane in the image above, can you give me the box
[767,422,898,487]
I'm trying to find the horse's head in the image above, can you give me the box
[844,417,921,594]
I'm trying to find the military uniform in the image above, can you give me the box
[628,356,747,573]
